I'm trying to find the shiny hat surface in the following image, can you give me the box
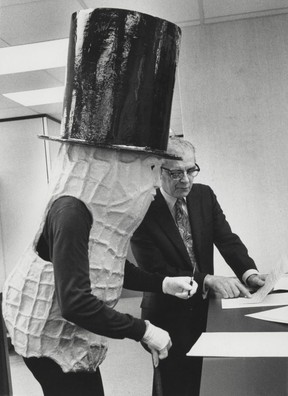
[39,8,182,160]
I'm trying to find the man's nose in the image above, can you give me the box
[180,171,190,182]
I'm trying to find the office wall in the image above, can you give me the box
[1,13,288,285]
[45,117,62,178]
[0,117,60,291]
[178,14,288,274]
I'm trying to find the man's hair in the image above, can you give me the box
[166,136,196,159]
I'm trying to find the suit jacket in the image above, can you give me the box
[131,183,257,320]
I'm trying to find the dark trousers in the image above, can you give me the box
[23,356,104,396]
[153,352,202,396]
[143,297,208,396]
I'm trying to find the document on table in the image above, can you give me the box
[187,332,288,357]
[246,306,288,325]
[221,256,288,309]
[247,256,288,304]
[274,274,288,291]
[222,291,288,309]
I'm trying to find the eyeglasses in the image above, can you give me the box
[161,164,200,180]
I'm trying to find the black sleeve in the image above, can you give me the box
[209,187,258,279]
[123,260,164,291]
[39,196,146,341]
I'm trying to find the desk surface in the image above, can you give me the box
[200,295,288,396]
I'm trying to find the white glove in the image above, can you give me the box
[141,320,172,366]
[162,276,198,299]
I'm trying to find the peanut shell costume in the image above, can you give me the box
[2,7,181,374]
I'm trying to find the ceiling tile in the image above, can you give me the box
[203,0,288,19]
[46,68,66,85]
[0,0,81,45]
[0,94,21,109]
[0,69,65,94]
[0,0,40,6]
[28,102,62,121]
[0,38,8,48]
[84,0,200,24]
[0,107,38,119]
[1,0,288,121]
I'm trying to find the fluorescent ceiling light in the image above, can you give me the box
[0,39,68,75]
[3,86,65,106]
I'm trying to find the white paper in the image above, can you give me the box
[274,274,288,291]
[187,332,288,357]
[222,292,288,309]
[246,306,288,325]
[247,257,288,303]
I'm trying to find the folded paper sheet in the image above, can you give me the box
[221,270,288,309]
[246,306,288,325]
[247,257,288,304]
[187,332,288,357]
[222,292,288,309]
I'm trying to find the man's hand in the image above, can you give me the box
[141,320,172,367]
[162,276,198,299]
[246,273,266,290]
[204,275,252,298]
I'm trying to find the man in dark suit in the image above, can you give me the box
[131,137,266,396]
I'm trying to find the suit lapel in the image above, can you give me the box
[151,190,192,268]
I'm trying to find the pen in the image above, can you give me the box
[188,276,193,297]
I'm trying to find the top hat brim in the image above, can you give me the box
[38,135,182,160]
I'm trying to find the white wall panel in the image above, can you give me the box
[178,14,288,274]
[0,117,59,290]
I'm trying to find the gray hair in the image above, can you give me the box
[166,136,196,159]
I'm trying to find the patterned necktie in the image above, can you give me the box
[174,198,197,270]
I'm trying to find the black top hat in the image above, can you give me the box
[39,8,181,160]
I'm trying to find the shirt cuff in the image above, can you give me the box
[202,276,209,299]
[242,269,259,285]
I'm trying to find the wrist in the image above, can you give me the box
[204,274,213,287]
[142,320,151,342]
[141,320,169,351]
[162,277,170,294]
[242,269,259,285]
